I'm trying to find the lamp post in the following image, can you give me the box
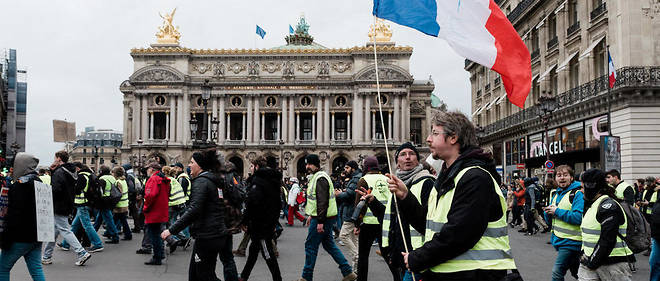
[93,145,100,172]
[189,116,198,142]
[137,138,143,168]
[537,91,558,174]
[211,117,220,143]
[201,80,212,142]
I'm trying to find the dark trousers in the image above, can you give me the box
[512,205,523,225]
[240,236,281,281]
[357,223,401,281]
[114,212,133,239]
[146,223,164,260]
[189,236,238,281]
[523,205,536,233]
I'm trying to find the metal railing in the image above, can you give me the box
[508,0,536,23]
[485,83,491,91]
[590,2,607,21]
[481,66,660,137]
[477,90,482,97]
[547,36,558,50]
[567,22,580,36]
[494,77,501,86]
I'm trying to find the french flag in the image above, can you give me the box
[373,0,531,108]
[608,48,616,89]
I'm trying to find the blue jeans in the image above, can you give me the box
[0,242,45,281]
[168,206,189,240]
[147,223,164,260]
[552,247,580,281]
[402,270,421,281]
[302,217,352,281]
[63,206,103,249]
[93,208,119,240]
[651,238,660,281]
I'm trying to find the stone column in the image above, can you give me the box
[254,97,260,143]
[246,97,253,142]
[393,95,401,142]
[401,96,409,141]
[133,95,141,142]
[212,96,218,142]
[371,111,376,140]
[331,112,335,141]
[169,95,176,141]
[312,113,316,141]
[277,113,281,141]
[183,90,191,145]
[388,111,392,140]
[242,112,247,141]
[261,112,265,141]
[281,96,288,142]
[316,98,323,142]
[324,96,330,143]
[149,112,154,140]
[296,112,300,141]
[347,113,352,140]
[352,92,362,142]
[219,95,226,141]
[141,96,148,141]
[176,95,183,143]
[364,94,371,142]
[226,113,231,141]
[288,97,295,143]
[207,114,212,142]
[166,111,170,140]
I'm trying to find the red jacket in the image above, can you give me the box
[514,188,526,206]
[143,172,170,224]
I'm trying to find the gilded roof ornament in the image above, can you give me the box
[368,18,393,43]
[156,8,181,45]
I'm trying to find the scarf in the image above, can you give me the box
[396,164,424,186]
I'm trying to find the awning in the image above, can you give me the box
[485,100,494,110]
[539,64,558,80]
[532,72,540,81]
[557,51,579,72]
[579,36,606,60]
[555,1,567,14]
[472,106,483,116]
[496,94,508,105]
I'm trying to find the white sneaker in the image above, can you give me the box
[75,252,91,266]
[338,240,345,246]
[41,258,52,265]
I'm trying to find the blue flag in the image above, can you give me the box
[256,25,266,39]
[289,24,294,34]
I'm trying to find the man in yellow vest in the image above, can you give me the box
[543,165,585,281]
[174,162,192,199]
[93,165,120,244]
[577,168,634,280]
[388,111,517,281]
[605,169,635,205]
[38,167,51,185]
[295,154,357,281]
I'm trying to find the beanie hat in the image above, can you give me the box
[363,156,379,172]
[305,154,321,168]
[345,160,359,170]
[192,152,214,171]
[395,142,419,163]
[174,162,184,169]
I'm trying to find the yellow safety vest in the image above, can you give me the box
[643,190,658,215]
[177,173,191,198]
[382,176,433,249]
[168,176,187,207]
[424,166,516,273]
[548,189,557,206]
[362,174,391,225]
[305,171,338,217]
[614,181,632,201]
[581,195,631,257]
[39,175,51,185]
[116,179,129,208]
[74,172,91,205]
[99,175,116,197]
[550,188,583,241]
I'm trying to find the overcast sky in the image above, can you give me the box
[0,0,471,165]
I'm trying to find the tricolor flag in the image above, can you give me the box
[289,24,295,34]
[373,0,532,108]
[608,47,616,89]
[256,25,266,39]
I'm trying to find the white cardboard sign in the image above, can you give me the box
[34,181,55,242]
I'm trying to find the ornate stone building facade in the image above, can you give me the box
[120,16,434,178]
[467,0,660,182]
[69,128,123,171]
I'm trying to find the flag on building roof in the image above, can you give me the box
[373,0,532,108]
[256,25,267,39]
[608,47,616,89]
[289,24,294,34]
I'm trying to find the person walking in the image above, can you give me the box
[335,161,361,270]
[0,153,46,280]
[388,111,517,281]
[163,166,190,252]
[161,149,239,281]
[294,154,357,281]
[523,178,537,235]
[287,177,306,226]
[650,186,660,281]
[605,169,635,205]
[238,156,282,281]
[576,168,635,280]
[42,150,91,266]
[143,162,170,265]
[544,165,584,281]
[112,167,132,241]
[93,165,121,244]
[60,162,104,252]
[512,181,526,228]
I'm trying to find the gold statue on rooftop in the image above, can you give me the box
[156,8,181,45]
[368,18,393,43]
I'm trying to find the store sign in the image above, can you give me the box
[529,140,566,158]
[601,136,621,172]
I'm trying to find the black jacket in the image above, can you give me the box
[242,167,282,239]
[336,170,362,223]
[398,147,507,280]
[653,197,660,240]
[2,172,40,249]
[169,171,227,239]
[582,196,636,269]
[51,163,78,216]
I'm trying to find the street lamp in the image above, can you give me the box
[137,138,143,168]
[93,145,100,172]
[189,116,198,141]
[537,91,558,170]
[211,117,220,142]
[201,80,212,142]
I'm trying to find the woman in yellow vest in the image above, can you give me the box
[112,166,132,241]
[577,168,634,280]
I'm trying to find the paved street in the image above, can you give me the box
[11,218,651,281]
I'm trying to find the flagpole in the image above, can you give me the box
[607,45,612,136]
[371,15,416,281]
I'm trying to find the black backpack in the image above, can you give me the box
[618,201,651,254]
[222,173,246,234]
[126,174,137,197]
[99,178,122,209]
[81,173,103,208]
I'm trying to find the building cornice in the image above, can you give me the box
[130,45,413,56]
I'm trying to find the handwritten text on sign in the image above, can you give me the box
[34,181,55,242]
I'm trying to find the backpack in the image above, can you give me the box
[222,173,246,234]
[126,174,137,197]
[83,173,104,208]
[100,178,122,209]
[618,201,651,254]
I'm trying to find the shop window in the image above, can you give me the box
[564,122,585,152]
[586,116,609,148]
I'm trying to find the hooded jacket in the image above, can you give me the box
[398,146,508,280]
[544,180,584,249]
[51,162,78,216]
[242,167,282,239]
[170,171,228,239]
[336,169,362,223]
[143,171,170,224]
[3,153,40,249]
